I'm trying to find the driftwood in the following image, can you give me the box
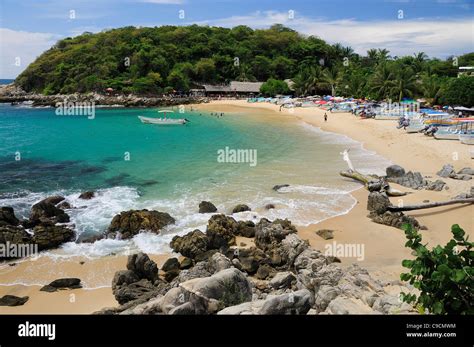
[387,198,474,212]
[339,149,474,212]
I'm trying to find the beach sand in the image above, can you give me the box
[1,100,472,313]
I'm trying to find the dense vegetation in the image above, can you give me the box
[400,224,473,315]
[15,24,474,105]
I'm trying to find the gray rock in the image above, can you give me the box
[426,179,446,191]
[206,214,238,249]
[386,165,405,178]
[208,252,233,273]
[457,167,474,175]
[269,271,296,289]
[161,257,180,272]
[259,289,314,315]
[437,164,455,178]
[127,253,159,282]
[367,192,391,214]
[217,300,266,315]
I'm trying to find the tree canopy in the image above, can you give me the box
[15,24,474,105]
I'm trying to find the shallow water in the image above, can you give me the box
[0,103,391,261]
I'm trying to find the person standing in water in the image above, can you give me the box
[324,113,328,122]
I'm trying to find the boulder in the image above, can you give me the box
[31,224,75,251]
[386,165,405,178]
[437,164,455,178]
[234,247,269,274]
[107,209,175,239]
[254,218,297,254]
[426,179,446,191]
[264,204,275,210]
[255,264,275,280]
[40,278,82,292]
[179,268,252,314]
[198,201,217,213]
[231,204,251,214]
[30,198,70,224]
[259,289,314,315]
[208,252,233,273]
[170,230,209,259]
[369,210,422,230]
[386,171,427,190]
[161,257,180,272]
[206,214,237,249]
[0,207,20,226]
[57,201,72,210]
[315,229,334,240]
[0,295,29,306]
[217,300,266,315]
[269,271,296,289]
[325,296,374,314]
[78,191,95,199]
[126,253,159,282]
[179,257,193,269]
[40,196,65,206]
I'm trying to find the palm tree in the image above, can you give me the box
[292,66,322,96]
[377,48,391,61]
[388,67,418,102]
[370,63,395,99]
[421,73,443,104]
[235,64,255,82]
[367,49,379,64]
[321,67,341,96]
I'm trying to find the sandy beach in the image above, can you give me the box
[1,100,472,314]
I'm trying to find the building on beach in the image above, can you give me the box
[190,81,264,97]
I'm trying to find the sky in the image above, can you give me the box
[0,0,473,78]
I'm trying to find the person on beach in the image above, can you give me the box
[324,113,328,122]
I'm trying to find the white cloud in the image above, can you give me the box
[0,28,60,79]
[194,11,474,58]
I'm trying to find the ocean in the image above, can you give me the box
[0,103,391,260]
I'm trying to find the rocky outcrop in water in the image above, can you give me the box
[0,295,29,306]
[198,201,217,213]
[106,209,175,239]
[231,204,251,214]
[40,278,82,292]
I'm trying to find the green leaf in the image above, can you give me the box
[402,259,413,268]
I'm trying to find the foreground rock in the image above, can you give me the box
[40,278,82,292]
[29,196,70,225]
[0,207,20,226]
[170,230,209,259]
[231,204,251,214]
[0,295,29,306]
[107,209,175,239]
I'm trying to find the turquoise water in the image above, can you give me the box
[0,103,391,260]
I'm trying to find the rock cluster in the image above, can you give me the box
[437,164,473,181]
[386,165,446,191]
[98,214,415,315]
[106,209,175,239]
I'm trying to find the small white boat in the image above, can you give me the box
[459,134,474,145]
[138,109,188,125]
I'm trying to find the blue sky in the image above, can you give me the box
[0,0,473,78]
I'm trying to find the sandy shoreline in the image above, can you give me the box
[1,100,472,314]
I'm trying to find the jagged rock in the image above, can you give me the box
[0,295,29,306]
[57,201,72,210]
[259,289,314,315]
[107,209,175,239]
[233,247,269,274]
[231,204,251,214]
[437,164,455,178]
[179,257,193,269]
[40,278,82,292]
[449,173,472,180]
[426,179,446,191]
[206,214,237,249]
[127,253,159,282]
[254,218,297,254]
[31,224,75,251]
[457,167,474,175]
[217,300,266,315]
[198,201,217,213]
[269,271,296,289]
[208,252,233,273]
[194,249,218,262]
[272,184,290,191]
[0,207,20,226]
[372,294,414,314]
[170,230,209,259]
[171,261,212,284]
[314,285,341,310]
[235,220,255,238]
[164,269,180,282]
[387,171,427,189]
[386,165,405,178]
[78,191,95,199]
[369,210,422,230]
[30,198,70,224]
[325,296,375,314]
[161,257,180,272]
[316,229,334,240]
[367,192,391,214]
